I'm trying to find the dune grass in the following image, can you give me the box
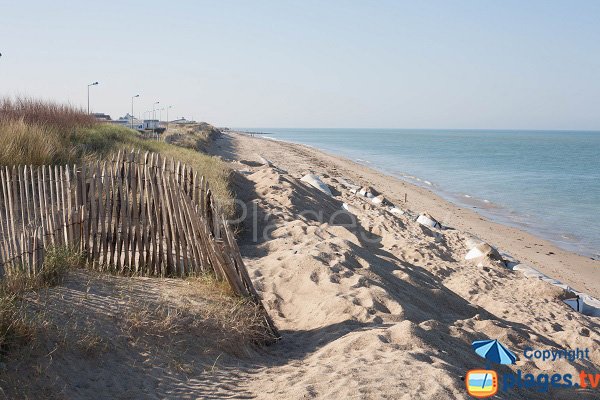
[0,96,233,216]
[165,122,222,152]
[76,124,234,217]
[0,246,83,354]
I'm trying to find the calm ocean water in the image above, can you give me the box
[240,128,600,258]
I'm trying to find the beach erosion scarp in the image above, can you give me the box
[207,131,600,399]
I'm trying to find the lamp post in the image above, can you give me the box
[152,101,160,120]
[152,102,160,133]
[131,94,140,129]
[87,81,99,114]
[166,105,173,131]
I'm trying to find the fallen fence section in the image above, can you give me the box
[0,150,279,339]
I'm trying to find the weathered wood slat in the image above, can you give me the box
[130,156,140,273]
[65,166,74,245]
[96,163,105,268]
[122,153,132,271]
[18,166,27,235]
[9,167,22,261]
[89,163,99,265]
[80,164,89,252]
[103,164,114,266]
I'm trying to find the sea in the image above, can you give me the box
[239,128,600,259]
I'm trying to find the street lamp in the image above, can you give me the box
[131,94,140,129]
[152,102,160,133]
[166,105,173,130]
[87,81,99,114]
[152,101,160,120]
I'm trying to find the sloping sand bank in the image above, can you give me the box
[208,132,600,399]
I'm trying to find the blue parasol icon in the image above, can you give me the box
[472,339,517,365]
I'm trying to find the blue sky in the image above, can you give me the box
[1,0,599,129]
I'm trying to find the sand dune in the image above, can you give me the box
[208,132,600,399]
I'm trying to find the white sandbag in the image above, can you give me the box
[564,297,584,313]
[389,207,404,216]
[512,263,539,274]
[256,154,273,167]
[371,195,386,205]
[540,276,572,291]
[338,178,361,192]
[417,213,441,229]
[342,202,357,214]
[511,263,600,318]
[358,186,377,198]
[523,269,547,279]
[579,294,600,317]
[465,242,504,263]
[465,237,484,249]
[300,174,332,196]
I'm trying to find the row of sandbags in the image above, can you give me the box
[299,171,600,319]
[305,174,444,229]
[463,238,600,318]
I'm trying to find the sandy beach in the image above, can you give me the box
[219,132,599,298]
[203,131,600,399]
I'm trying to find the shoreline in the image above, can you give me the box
[222,131,600,299]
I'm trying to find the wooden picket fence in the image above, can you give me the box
[0,150,279,337]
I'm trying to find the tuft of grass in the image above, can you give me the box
[0,97,96,131]
[0,246,82,353]
[121,273,276,357]
[0,118,69,165]
[41,246,85,286]
[0,97,97,166]
[165,122,221,152]
[0,293,35,353]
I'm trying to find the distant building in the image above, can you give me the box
[170,117,196,124]
[92,113,111,121]
[111,114,144,130]
[143,120,160,130]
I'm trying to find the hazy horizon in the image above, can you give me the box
[236,127,600,132]
[1,0,599,130]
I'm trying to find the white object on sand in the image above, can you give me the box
[464,242,503,262]
[300,174,332,196]
[371,195,386,205]
[256,154,273,167]
[417,213,441,229]
[389,207,404,216]
[577,294,600,317]
[511,262,600,317]
[563,297,584,313]
[342,202,358,214]
[464,237,484,249]
[338,178,361,192]
[358,187,377,198]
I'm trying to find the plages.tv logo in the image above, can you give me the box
[465,369,498,398]
[465,339,597,396]
[465,339,516,398]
